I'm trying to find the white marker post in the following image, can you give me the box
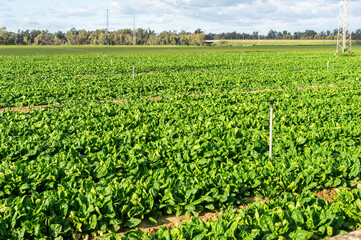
[132,62,135,80]
[327,59,330,71]
[267,99,275,158]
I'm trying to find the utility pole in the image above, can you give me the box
[336,0,352,56]
[133,15,136,46]
[106,9,109,47]
[267,99,275,158]
[132,62,135,79]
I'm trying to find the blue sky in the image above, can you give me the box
[1,0,360,34]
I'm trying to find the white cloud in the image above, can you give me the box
[1,0,360,33]
[53,8,97,18]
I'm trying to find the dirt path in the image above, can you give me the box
[328,229,361,240]
[0,84,341,113]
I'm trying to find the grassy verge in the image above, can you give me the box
[1,44,361,56]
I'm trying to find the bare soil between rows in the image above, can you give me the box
[131,197,266,237]
[0,103,61,113]
[82,188,341,240]
[328,229,361,240]
[73,71,160,78]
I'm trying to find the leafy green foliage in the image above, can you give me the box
[1,49,361,239]
[1,50,360,108]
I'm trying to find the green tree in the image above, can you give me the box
[0,27,8,44]
[66,28,78,45]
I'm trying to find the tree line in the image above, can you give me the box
[208,29,361,41]
[0,27,361,45]
[0,27,205,46]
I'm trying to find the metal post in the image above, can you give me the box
[343,0,347,51]
[349,0,352,53]
[132,62,135,80]
[267,99,275,158]
[106,9,109,47]
[133,16,136,46]
[336,0,352,55]
[327,59,329,71]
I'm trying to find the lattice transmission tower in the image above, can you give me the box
[336,0,352,56]
[133,15,136,46]
[106,9,109,47]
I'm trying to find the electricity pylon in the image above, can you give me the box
[336,0,352,56]
[133,15,136,46]
[106,9,109,47]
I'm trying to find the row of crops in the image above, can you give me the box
[0,51,360,108]
[0,49,361,239]
[124,189,361,239]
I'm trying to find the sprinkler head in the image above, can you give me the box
[267,99,275,104]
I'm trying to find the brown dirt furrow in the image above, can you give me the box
[313,188,338,203]
[188,93,212,97]
[0,104,61,113]
[89,189,342,240]
[89,197,262,240]
[73,74,95,77]
[309,84,336,89]
[327,229,361,240]
[147,96,162,101]
[244,88,283,94]
[100,99,127,104]
[135,197,264,236]
[74,72,160,78]
[298,84,338,90]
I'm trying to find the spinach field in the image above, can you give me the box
[1,46,361,239]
